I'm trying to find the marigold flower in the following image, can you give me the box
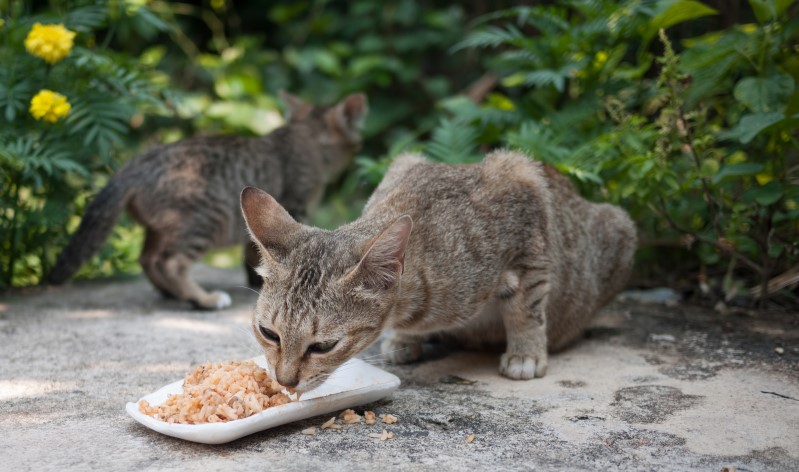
[30,90,71,123]
[25,23,76,64]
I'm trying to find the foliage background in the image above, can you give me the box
[1,0,797,308]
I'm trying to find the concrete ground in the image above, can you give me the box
[1,265,797,471]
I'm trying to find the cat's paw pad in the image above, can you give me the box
[213,291,232,309]
[381,337,423,364]
[499,353,547,380]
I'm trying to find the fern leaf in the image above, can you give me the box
[65,6,108,33]
[426,119,479,164]
[451,25,524,52]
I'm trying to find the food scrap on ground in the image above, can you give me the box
[381,413,398,424]
[342,411,362,424]
[301,427,317,435]
[368,430,394,441]
[313,409,398,435]
[138,360,292,424]
[321,416,342,430]
[466,434,476,444]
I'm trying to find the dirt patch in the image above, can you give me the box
[557,380,587,388]
[611,385,702,424]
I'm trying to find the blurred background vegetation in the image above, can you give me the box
[1,0,797,309]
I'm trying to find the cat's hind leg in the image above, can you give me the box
[139,229,177,299]
[498,268,549,379]
[158,252,232,310]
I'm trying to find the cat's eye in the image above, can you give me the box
[259,326,280,345]
[306,340,338,355]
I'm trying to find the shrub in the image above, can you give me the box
[419,0,799,306]
[0,2,169,287]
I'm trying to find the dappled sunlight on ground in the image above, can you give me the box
[63,309,114,320]
[133,362,194,374]
[0,379,75,401]
[153,317,234,334]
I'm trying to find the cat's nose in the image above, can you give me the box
[277,376,299,388]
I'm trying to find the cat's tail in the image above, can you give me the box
[45,175,133,285]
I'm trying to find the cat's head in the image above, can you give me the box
[240,186,411,393]
[279,91,368,178]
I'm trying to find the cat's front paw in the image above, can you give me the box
[381,336,423,364]
[499,352,547,380]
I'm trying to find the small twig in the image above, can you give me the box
[761,391,799,402]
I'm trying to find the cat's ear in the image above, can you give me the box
[346,215,412,292]
[330,93,368,141]
[240,187,302,265]
[279,91,312,121]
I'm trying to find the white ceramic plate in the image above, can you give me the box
[126,357,400,444]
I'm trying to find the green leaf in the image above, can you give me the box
[312,49,342,76]
[698,242,721,265]
[647,0,718,39]
[734,74,795,113]
[711,163,765,184]
[776,0,797,16]
[747,0,795,22]
[745,181,784,205]
[718,112,788,143]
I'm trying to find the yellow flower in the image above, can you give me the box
[25,23,76,64]
[30,90,71,123]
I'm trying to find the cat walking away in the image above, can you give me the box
[240,150,636,390]
[46,92,368,309]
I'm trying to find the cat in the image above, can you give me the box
[240,150,637,390]
[46,92,368,309]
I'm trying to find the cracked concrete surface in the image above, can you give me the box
[1,266,797,471]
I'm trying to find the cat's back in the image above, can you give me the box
[128,135,266,175]
[365,151,553,221]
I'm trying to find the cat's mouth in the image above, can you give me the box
[295,373,329,394]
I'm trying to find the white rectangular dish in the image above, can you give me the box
[126,357,400,444]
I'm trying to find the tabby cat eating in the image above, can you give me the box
[241,151,636,389]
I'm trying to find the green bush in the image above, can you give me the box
[0,2,169,287]
[2,0,797,307]
[418,0,799,304]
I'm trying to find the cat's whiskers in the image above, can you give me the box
[357,346,410,366]
[236,285,261,296]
